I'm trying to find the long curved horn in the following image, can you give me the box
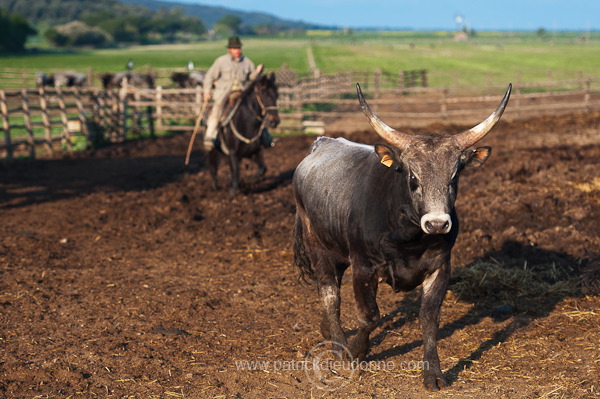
[356,83,413,150]
[454,84,512,149]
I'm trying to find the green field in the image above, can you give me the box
[1,31,600,88]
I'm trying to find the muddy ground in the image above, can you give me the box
[1,111,599,398]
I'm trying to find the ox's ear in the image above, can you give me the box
[374,144,398,168]
[461,146,492,169]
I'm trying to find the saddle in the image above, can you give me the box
[219,90,242,124]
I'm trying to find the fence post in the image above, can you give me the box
[21,88,35,158]
[133,90,142,138]
[0,90,12,160]
[55,87,71,150]
[38,86,53,155]
[584,79,591,112]
[119,83,128,141]
[110,91,119,142]
[154,86,162,133]
[374,69,381,92]
[73,87,89,139]
[95,91,109,138]
[373,69,381,112]
[441,88,449,120]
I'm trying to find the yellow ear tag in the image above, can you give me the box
[381,154,394,168]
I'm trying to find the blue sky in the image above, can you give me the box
[171,0,598,31]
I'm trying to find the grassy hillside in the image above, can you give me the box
[1,33,599,88]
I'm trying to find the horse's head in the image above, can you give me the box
[255,72,280,128]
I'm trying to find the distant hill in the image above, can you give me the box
[0,0,153,26]
[120,0,330,30]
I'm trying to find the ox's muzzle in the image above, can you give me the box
[420,212,452,235]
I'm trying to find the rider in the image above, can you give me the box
[202,36,276,151]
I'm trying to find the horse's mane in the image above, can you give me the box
[240,73,276,100]
[240,74,262,98]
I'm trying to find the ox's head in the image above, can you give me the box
[357,83,511,235]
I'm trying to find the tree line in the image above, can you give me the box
[0,0,290,53]
[45,7,206,47]
[0,9,37,52]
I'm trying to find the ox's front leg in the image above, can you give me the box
[349,263,380,361]
[420,264,450,391]
[315,258,347,347]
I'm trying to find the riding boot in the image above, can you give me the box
[204,117,219,151]
[260,128,278,148]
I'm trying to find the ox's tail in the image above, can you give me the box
[292,212,315,284]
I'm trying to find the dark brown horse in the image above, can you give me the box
[208,72,280,197]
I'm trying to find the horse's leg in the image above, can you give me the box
[251,149,267,181]
[228,154,240,198]
[208,149,220,190]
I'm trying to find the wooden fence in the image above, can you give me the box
[1,75,600,160]
[0,67,422,90]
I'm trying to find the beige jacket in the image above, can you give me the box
[203,53,256,104]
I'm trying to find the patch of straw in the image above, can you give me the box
[450,257,580,310]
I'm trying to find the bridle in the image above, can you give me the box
[254,88,278,120]
[227,84,278,145]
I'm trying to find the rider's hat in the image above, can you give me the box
[227,36,242,49]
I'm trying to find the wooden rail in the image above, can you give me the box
[1,76,599,160]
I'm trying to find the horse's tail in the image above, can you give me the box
[292,212,315,284]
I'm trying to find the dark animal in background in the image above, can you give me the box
[208,72,279,197]
[36,73,55,87]
[171,71,205,88]
[100,72,155,90]
[64,72,88,87]
[292,83,511,390]
[36,71,88,88]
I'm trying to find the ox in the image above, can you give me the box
[36,71,87,88]
[292,83,511,390]
[171,71,204,88]
[100,72,155,90]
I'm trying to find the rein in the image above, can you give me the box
[227,89,277,145]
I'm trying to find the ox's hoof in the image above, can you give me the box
[348,339,370,362]
[423,373,449,391]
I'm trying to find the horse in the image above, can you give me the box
[208,72,280,198]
